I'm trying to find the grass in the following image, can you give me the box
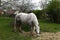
[0,17,60,40]
[0,17,32,40]
[40,19,60,32]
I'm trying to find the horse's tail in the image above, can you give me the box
[14,11,19,15]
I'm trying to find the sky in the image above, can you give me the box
[1,0,50,10]
[32,0,51,10]
[32,0,40,3]
[32,0,44,10]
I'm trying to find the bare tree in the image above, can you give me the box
[0,0,1,6]
[39,0,49,19]
[8,0,35,12]
[40,0,48,10]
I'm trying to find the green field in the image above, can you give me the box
[0,17,32,40]
[40,20,60,32]
[0,17,60,40]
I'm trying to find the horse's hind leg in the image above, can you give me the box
[14,21,17,32]
[18,21,22,33]
[18,26,22,33]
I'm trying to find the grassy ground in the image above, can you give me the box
[0,17,32,40]
[40,20,60,32]
[0,17,60,40]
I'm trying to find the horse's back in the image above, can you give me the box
[15,12,38,25]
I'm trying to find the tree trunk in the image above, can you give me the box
[0,0,1,6]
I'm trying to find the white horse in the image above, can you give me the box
[14,11,40,37]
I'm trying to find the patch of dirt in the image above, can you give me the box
[21,31,60,40]
[33,32,60,40]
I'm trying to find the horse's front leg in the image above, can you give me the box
[35,25,40,37]
[33,26,36,34]
[30,25,35,36]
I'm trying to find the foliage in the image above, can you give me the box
[46,0,60,23]
[32,10,42,19]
